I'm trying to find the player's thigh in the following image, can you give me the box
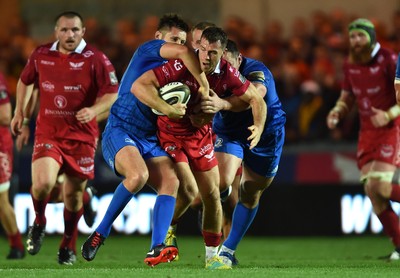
[215,151,242,189]
[175,162,198,197]
[146,156,179,195]
[193,166,220,198]
[31,156,60,190]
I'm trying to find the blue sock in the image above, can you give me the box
[96,182,133,237]
[151,195,176,249]
[224,202,259,251]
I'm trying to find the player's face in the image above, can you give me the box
[159,27,187,45]
[349,30,370,53]
[198,37,224,74]
[223,51,240,69]
[191,28,202,50]
[55,16,85,54]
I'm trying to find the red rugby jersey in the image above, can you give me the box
[153,58,250,135]
[20,40,118,146]
[342,46,398,131]
[0,72,13,152]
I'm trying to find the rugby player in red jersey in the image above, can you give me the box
[0,72,25,260]
[10,11,118,265]
[132,26,266,269]
[327,18,400,260]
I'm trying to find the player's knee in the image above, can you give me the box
[363,171,394,198]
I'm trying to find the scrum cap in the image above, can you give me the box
[348,18,376,47]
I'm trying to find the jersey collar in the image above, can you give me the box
[371,42,380,58]
[50,39,87,54]
[211,59,221,74]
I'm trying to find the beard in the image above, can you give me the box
[349,44,372,64]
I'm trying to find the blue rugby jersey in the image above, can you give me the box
[108,40,167,135]
[212,57,286,137]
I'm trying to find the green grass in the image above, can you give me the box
[0,235,399,277]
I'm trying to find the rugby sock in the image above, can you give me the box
[31,187,50,226]
[96,182,133,237]
[223,202,258,251]
[8,231,24,251]
[60,207,83,253]
[202,230,222,247]
[390,185,400,203]
[378,206,400,247]
[151,195,176,249]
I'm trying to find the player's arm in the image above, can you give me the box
[10,79,34,136]
[131,69,186,119]
[223,82,266,112]
[15,84,37,151]
[76,92,117,124]
[160,43,209,97]
[326,90,354,129]
[237,82,267,149]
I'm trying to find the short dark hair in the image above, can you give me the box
[55,11,84,25]
[225,39,240,57]
[158,13,189,33]
[201,26,228,49]
[191,21,216,33]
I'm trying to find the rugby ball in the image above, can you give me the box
[152,82,191,115]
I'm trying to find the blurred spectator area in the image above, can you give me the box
[1,0,400,146]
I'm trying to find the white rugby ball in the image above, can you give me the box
[152,82,191,115]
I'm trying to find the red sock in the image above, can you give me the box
[378,206,400,248]
[60,207,84,253]
[390,185,400,203]
[82,189,90,205]
[31,187,50,226]
[8,231,24,251]
[202,230,222,247]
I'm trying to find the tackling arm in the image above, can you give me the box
[160,43,209,97]
[131,70,186,119]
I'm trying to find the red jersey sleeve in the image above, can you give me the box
[0,72,10,105]
[92,52,119,97]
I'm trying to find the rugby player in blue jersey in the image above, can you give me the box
[205,39,286,267]
[81,14,209,267]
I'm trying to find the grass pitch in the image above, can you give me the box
[0,235,399,277]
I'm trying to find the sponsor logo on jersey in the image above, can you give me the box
[77,156,95,165]
[366,86,381,94]
[42,81,55,92]
[109,71,118,85]
[80,165,94,174]
[174,60,183,71]
[54,95,67,109]
[199,143,213,156]
[40,60,55,66]
[45,108,75,116]
[214,138,223,148]
[69,61,84,70]
[0,90,6,100]
[64,85,82,92]
[239,73,247,84]
[162,66,170,78]
[381,144,394,158]
[369,66,380,74]
[82,50,94,58]
[349,69,361,74]
[124,138,135,145]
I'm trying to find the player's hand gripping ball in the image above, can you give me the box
[152,82,191,115]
